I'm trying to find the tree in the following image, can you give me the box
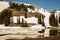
[0,7,13,26]
[38,15,45,26]
[21,18,27,27]
[41,16,45,26]
[0,9,7,24]
[20,4,28,18]
[17,16,20,24]
[24,8,28,18]
[21,18,24,27]
[24,21,28,27]
[38,15,42,24]
[4,10,9,26]
[9,2,18,9]
[0,15,2,24]
[59,14,60,23]
[59,16,60,23]
[28,5,34,10]
[49,13,58,27]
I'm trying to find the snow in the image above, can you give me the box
[0,1,10,12]
[0,24,4,27]
[31,9,36,13]
[56,10,60,13]
[17,16,38,23]
[26,17,38,23]
[38,8,50,17]
[24,3,31,6]
[20,16,26,23]
[44,29,50,37]
[27,8,36,13]
[27,8,32,12]
[29,24,44,31]
[12,16,26,23]
[13,16,18,23]
[10,16,38,24]
[34,8,38,12]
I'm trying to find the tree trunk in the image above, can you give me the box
[59,16,60,23]
[42,17,45,26]
[38,16,42,24]
[25,11,27,18]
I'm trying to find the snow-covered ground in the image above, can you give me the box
[0,25,44,40]
[0,25,50,40]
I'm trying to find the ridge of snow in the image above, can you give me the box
[23,3,31,6]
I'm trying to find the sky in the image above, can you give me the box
[4,0,60,10]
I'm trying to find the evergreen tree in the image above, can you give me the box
[42,17,45,26]
[59,15,60,23]
[4,10,9,26]
[17,16,20,24]
[21,18,27,27]
[28,5,34,10]
[38,15,42,24]
[21,18,24,27]
[59,17,60,23]
[24,21,28,27]
[25,8,27,18]
[49,13,58,27]
[0,8,12,26]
